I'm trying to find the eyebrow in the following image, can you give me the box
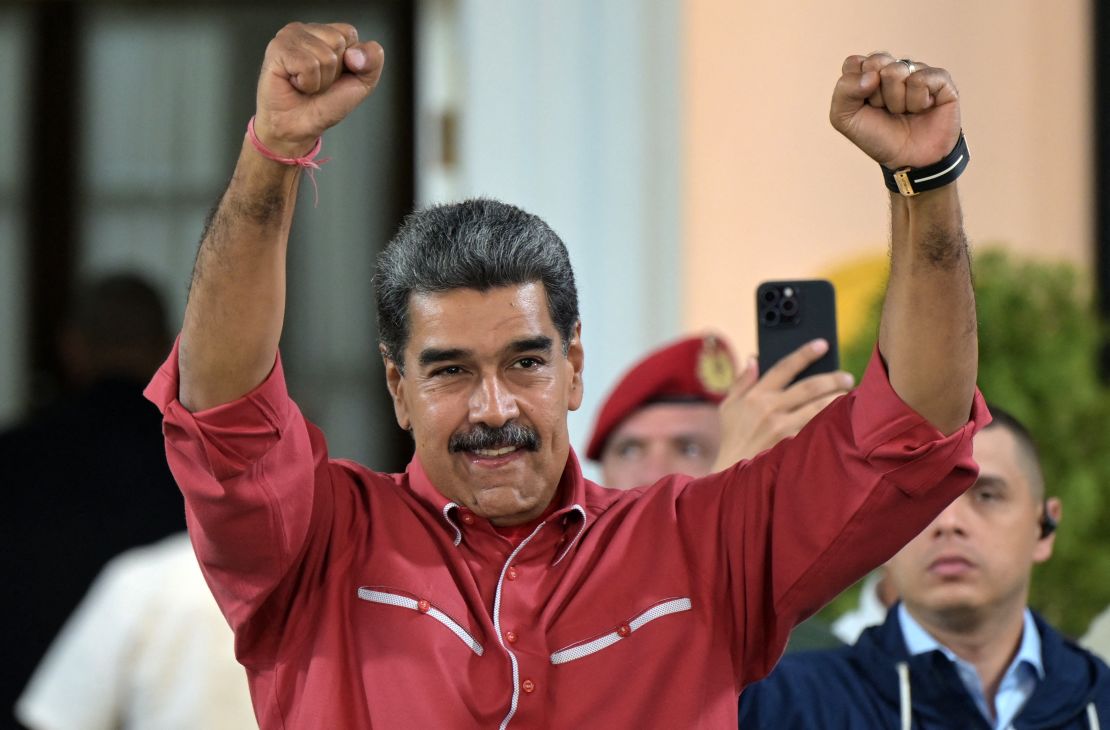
[416,336,553,369]
[973,474,1009,490]
[508,336,553,355]
[418,347,470,368]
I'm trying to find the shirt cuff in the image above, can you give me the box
[144,337,292,481]
[851,346,991,496]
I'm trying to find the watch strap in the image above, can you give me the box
[881,132,969,197]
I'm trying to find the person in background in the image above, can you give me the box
[0,273,185,725]
[739,406,1110,729]
[588,334,853,491]
[586,334,736,490]
[15,533,256,730]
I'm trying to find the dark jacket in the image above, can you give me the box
[0,377,184,725]
[739,604,1110,729]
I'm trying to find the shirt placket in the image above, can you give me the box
[491,520,557,730]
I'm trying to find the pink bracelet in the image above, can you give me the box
[246,116,332,206]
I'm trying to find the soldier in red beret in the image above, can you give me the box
[589,334,855,490]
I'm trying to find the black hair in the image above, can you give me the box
[374,198,579,371]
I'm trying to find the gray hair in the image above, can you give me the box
[374,198,579,370]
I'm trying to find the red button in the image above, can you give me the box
[521,679,536,694]
[506,566,519,581]
[460,513,475,525]
[506,630,518,644]
[417,599,430,613]
[617,624,631,638]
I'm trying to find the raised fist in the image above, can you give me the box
[830,52,961,171]
[253,22,385,158]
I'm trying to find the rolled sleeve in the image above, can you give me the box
[144,340,325,662]
[850,346,990,495]
[144,339,290,482]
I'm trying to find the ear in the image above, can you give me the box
[565,321,585,411]
[875,570,900,608]
[381,344,411,431]
[1032,497,1062,563]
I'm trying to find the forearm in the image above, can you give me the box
[177,22,382,411]
[879,183,977,434]
[179,139,302,412]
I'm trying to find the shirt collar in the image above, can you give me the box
[898,603,1045,680]
[404,448,589,551]
[1016,609,1046,679]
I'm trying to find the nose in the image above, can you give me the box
[929,498,969,538]
[638,445,677,486]
[468,373,520,427]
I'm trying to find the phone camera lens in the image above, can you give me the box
[761,288,780,305]
[761,308,781,326]
[780,297,798,316]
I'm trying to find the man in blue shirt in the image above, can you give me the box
[738,406,1110,729]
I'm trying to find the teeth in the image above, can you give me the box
[474,446,518,457]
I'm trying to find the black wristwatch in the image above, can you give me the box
[881,132,969,197]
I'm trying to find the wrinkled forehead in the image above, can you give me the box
[404,283,559,356]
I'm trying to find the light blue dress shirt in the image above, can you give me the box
[899,604,1045,730]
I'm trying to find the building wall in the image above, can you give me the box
[682,0,1092,353]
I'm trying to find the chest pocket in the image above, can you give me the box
[357,586,484,656]
[549,597,692,665]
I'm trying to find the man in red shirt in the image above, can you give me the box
[147,22,986,728]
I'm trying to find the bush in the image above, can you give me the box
[830,247,1110,637]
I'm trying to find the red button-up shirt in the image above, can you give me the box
[146,344,987,729]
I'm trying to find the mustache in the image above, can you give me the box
[449,422,540,453]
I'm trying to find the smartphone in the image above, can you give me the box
[756,279,839,383]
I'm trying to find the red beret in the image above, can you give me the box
[585,334,736,461]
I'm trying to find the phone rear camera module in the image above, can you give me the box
[759,283,804,328]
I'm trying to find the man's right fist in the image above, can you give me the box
[253,22,385,158]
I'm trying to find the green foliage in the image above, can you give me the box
[826,248,1110,637]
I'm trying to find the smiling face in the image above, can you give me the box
[600,402,721,490]
[383,282,584,526]
[885,425,1060,628]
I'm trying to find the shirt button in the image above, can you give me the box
[506,630,518,644]
[507,566,519,581]
[460,513,475,525]
[521,679,536,694]
[417,599,430,613]
[617,624,631,638]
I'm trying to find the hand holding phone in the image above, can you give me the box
[709,280,850,469]
[756,280,840,382]
[712,340,854,468]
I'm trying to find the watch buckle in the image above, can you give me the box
[893,168,918,197]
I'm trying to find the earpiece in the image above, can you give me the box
[1039,499,1057,539]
